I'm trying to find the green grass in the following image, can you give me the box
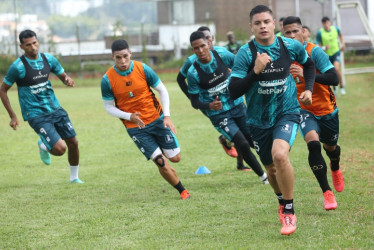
[0,73,373,249]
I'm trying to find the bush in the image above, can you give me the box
[0,54,16,76]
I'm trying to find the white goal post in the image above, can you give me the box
[335,0,374,84]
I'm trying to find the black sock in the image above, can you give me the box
[276,193,284,206]
[283,199,294,214]
[173,181,185,194]
[236,154,244,167]
[307,141,331,192]
[324,145,341,171]
[232,131,264,177]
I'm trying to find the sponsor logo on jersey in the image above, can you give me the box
[32,71,48,80]
[209,72,224,84]
[30,81,50,94]
[207,80,228,96]
[258,85,288,95]
[261,65,284,74]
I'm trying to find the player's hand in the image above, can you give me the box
[209,96,222,110]
[130,112,145,129]
[163,116,177,135]
[290,64,303,78]
[299,90,312,106]
[254,52,271,74]
[9,116,19,130]
[340,44,345,52]
[64,76,75,87]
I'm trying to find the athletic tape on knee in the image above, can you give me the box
[154,154,165,167]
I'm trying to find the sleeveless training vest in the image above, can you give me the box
[16,53,50,87]
[193,50,230,90]
[247,37,293,125]
[106,61,162,128]
[292,42,337,116]
[319,26,340,56]
[248,37,291,81]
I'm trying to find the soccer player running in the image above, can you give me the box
[101,39,190,200]
[177,26,251,171]
[316,17,346,95]
[283,16,344,210]
[187,31,268,184]
[0,30,83,184]
[229,5,316,235]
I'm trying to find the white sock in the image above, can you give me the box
[261,173,268,181]
[40,142,47,151]
[69,165,79,181]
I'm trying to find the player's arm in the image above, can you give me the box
[190,94,222,111]
[46,54,74,87]
[190,94,209,109]
[301,57,315,92]
[229,51,270,99]
[57,72,74,87]
[315,67,339,86]
[153,81,177,134]
[229,72,257,99]
[338,33,345,52]
[102,100,145,129]
[312,46,339,86]
[0,82,19,130]
[101,75,145,128]
[176,72,190,98]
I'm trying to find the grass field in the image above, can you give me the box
[0,73,373,249]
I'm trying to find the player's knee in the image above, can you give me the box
[307,140,321,153]
[51,142,66,156]
[272,150,287,165]
[169,153,181,163]
[324,145,340,160]
[154,154,165,167]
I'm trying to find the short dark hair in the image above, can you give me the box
[111,39,129,53]
[302,25,311,32]
[197,26,210,32]
[322,16,330,23]
[190,31,206,45]
[279,17,285,22]
[19,29,37,44]
[283,16,302,27]
[249,5,273,22]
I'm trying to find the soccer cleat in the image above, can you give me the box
[37,139,51,165]
[281,213,297,235]
[219,135,238,158]
[70,178,84,184]
[340,87,346,95]
[237,164,252,172]
[323,190,337,210]
[278,204,284,223]
[180,189,190,200]
[331,168,345,192]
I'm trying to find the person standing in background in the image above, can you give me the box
[316,17,346,95]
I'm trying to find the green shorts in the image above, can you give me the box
[126,116,180,160]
